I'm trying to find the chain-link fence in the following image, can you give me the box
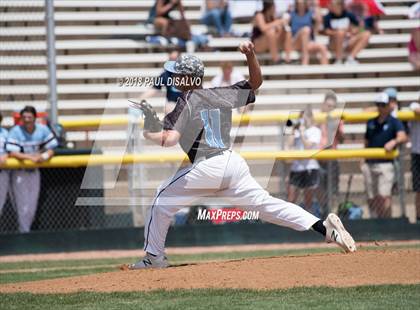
[0,148,416,234]
[276,152,411,221]
[0,164,103,233]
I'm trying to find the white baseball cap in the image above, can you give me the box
[374,92,390,105]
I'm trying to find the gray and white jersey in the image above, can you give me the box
[163,80,255,162]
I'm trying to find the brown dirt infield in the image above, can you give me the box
[1,248,419,294]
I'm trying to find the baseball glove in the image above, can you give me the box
[128,99,162,132]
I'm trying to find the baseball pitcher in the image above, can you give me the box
[128,41,356,269]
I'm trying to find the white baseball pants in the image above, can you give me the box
[10,169,40,233]
[0,170,10,216]
[144,150,319,255]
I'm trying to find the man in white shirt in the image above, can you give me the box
[409,101,420,222]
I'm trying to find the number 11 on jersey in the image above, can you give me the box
[200,109,225,149]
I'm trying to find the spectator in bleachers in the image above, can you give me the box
[317,91,344,217]
[211,61,245,87]
[323,0,371,65]
[287,106,322,214]
[154,0,187,36]
[6,106,58,233]
[361,93,407,218]
[346,0,384,34]
[201,0,233,37]
[138,51,182,114]
[289,0,329,65]
[409,100,420,222]
[251,0,292,64]
[408,2,420,70]
[0,112,9,217]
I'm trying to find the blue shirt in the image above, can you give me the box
[290,10,313,37]
[365,115,404,163]
[6,124,58,154]
[0,127,8,155]
[153,71,182,103]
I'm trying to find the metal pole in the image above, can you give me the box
[45,0,58,125]
[128,108,145,227]
[395,147,406,218]
[279,123,287,198]
[326,114,334,214]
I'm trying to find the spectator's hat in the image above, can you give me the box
[164,54,204,77]
[383,87,398,100]
[374,92,390,106]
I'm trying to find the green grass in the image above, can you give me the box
[0,267,112,285]
[0,244,419,285]
[0,285,419,310]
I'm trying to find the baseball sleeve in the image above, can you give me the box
[163,96,189,134]
[228,80,256,108]
[40,125,59,150]
[5,127,22,153]
[393,118,405,134]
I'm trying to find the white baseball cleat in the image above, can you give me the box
[324,213,357,253]
[127,253,169,270]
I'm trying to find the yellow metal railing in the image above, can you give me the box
[59,111,420,129]
[0,148,398,169]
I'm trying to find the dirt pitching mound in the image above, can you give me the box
[1,249,419,294]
